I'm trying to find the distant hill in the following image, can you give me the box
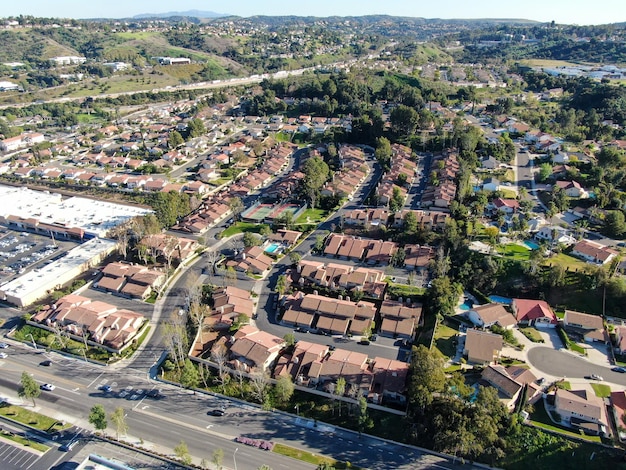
[133,10,229,19]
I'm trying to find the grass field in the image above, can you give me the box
[220,222,269,238]
[543,253,591,273]
[519,327,544,343]
[434,323,458,359]
[0,430,49,452]
[498,243,531,261]
[590,383,612,398]
[0,403,71,433]
[296,208,327,224]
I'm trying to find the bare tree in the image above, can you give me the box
[109,223,131,259]
[250,369,270,404]
[205,249,221,277]
[211,342,230,393]
[163,313,189,368]
[198,361,213,389]
[163,235,180,271]
[234,362,247,397]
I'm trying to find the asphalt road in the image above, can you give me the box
[0,343,467,470]
[527,346,626,385]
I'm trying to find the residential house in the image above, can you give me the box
[228,245,274,275]
[229,325,285,372]
[511,298,557,327]
[554,180,588,199]
[482,177,500,192]
[492,198,520,214]
[467,303,516,329]
[481,156,500,170]
[403,244,435,272]
[610,391,626,441]
[534,225,576,246]
[562,310,607,343]
[571,239,618,265]
[463,329,503,364]
[96,262,165,300]
[554,388,607,436]
[31,294,145,352]
[379,300,423,340]
[392,210,449,231]
[481,364,539,410]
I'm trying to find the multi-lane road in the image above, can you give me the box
[0,341,464,470]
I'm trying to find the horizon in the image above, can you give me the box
[0,0,624,26]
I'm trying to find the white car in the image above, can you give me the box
[40,383,56,391]
[0,352,7,359]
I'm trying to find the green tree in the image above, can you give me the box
[18,371,41,406]
[404,211,418,233]
[180,358,200,390]
[275,274,288,296]
[289,252,302,266]
[334,377,346,416]
[375,136,392,168]
[605,210,626,237]
[283,332,296,347]
[88,404,108,433]
[243,232,262,247]
[174,440,192,465]
[169,130,184,148]
[187,117,206,138]
[275,374,295,404]
[302,156,329,209]
[427,276,462,317]
[110,407,128,439]
[389,186,405,212]
[390,104,419,136]
[229,197,244,221]
[408,345,446,415]
[537,163,552,183]
[357,395,373,436]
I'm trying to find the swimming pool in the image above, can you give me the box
[458,300,474,311]
[489,295,513,305]
[524,240,539,250]
[264,242,282,254]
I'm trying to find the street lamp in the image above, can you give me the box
[27,333,37,350]
[294,404,299,416]
[233,447,239,470]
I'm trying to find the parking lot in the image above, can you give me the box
[0,439,41,470]
[0,229,78,283]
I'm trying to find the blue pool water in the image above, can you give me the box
[459,300,474,311]
[489,295,513,305]
[524,240,539,250]
[264,243,281,254]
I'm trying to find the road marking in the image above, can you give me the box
[206,425,213,429]
[142,406,150,410]
[87,372,104,388]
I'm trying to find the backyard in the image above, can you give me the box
[434,322,459,359]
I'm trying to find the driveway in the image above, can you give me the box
[527,346,626,386]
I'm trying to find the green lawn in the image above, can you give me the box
[0,429,49,452]
[498,243,531,261]
[543,253,591,273]
[220,222,269,238]
[590,383,611,398]
[557,381,572,390]
[434,323,459,359]
[295,208,327,224]
[272,443,358,469]
[519,327,545,343]
[0,403,71,433]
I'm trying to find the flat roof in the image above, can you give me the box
[0,185,152,237]
[0,238,117,303]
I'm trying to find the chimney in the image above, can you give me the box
[346,296,350,302]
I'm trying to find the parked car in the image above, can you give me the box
[147,389,164,399]
[40,383,56,391]
[294,327,308,333]
[208,409,225,417]
[0,342,9,349]
[100,385,112,393]
[370,334,378,342]
[612,367,626,373]
[587,374,603,381]
[0,352,7,359]
[536,377,545,385]
[358,340,370,346]
[39,360,52,366]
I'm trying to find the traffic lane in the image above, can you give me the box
[527,346,626,385]
[124,408,316,470]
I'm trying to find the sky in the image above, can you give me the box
[0,0,624,25]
